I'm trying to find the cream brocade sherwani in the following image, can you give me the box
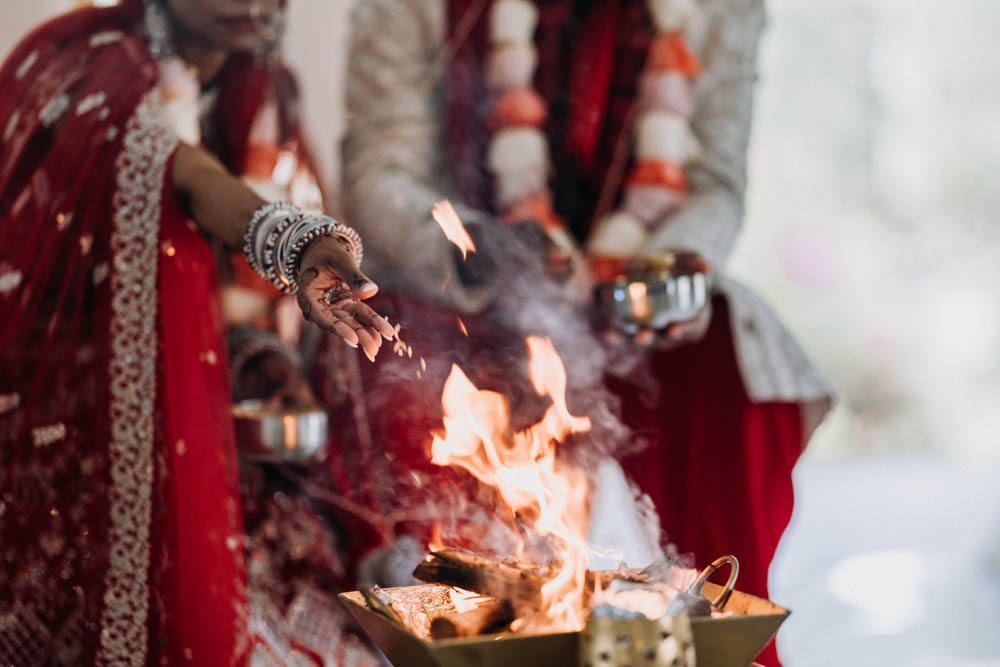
[342,0,832,405]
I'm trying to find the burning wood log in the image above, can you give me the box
[429,599,516,639]
[413,548,554,611]
[587,568,646,590]
[413,549,662,611]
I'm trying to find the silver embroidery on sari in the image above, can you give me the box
[3,110,20,142]
[39,94,71,128]
[90,31,124,48]
[76,92,107,117]
[0,393,20,415]
[31,423,66,447]
[0,270,22,294]
[93,262,110,285]
[15,50,38,80]
[95,89,177,666]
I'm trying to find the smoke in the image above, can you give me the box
[346,221,671,571]
[477,222,650,466]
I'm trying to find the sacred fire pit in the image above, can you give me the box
[344,326,788,666]
[340,551,788,667]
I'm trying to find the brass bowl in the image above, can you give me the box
[341,579,788,667]
[231,400,329,464]
[594,272,708,334]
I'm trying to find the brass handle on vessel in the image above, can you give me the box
[687,555,739,610]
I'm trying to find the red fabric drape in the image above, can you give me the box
[445,0,495,213]
[563,1,620,174]
[151,185,248,665]
[0,5,253,663]
[616,299,801,667]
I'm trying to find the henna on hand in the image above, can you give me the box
[294,239,393,360]
[296,267,319,321]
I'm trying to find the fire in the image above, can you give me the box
[449,587,491,614]
[430,336,593,631]
[432,199,476,260]
[429,520,444,552]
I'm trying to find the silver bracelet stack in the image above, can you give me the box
[243,201,364,294]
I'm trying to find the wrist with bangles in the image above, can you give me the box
[228,325,303,400]
[243,201,363,294]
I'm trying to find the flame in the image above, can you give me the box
[432,200,476,260]
[456,316,469,337]
[429,520,444,552]
[449,587,491,614]
[430,336,592,631]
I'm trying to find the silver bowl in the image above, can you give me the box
[595,273,708,335]
[231,400,329,464]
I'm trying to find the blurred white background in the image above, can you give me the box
[737,1,1000,665]
[4,1,998,664]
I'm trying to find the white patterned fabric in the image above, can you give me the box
[343,0,832,404]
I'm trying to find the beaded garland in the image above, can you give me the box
[483,0,702,281]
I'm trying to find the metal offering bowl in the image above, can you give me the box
[231,400,329,464]
[593,253,709,334]
[341,580,787,667]
[594,272,708,334]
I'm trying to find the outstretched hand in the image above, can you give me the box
[295,234,394,361]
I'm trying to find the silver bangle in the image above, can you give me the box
[244,201,303,288]
[282,217,364,293]
[244,201,364,294]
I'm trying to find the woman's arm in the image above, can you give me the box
[172,142,393,359]
[172,142,265,247]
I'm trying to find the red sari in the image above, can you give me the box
[0,5,273,664]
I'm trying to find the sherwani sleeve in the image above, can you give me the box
[646,0,766,271]
[342,0,494,312]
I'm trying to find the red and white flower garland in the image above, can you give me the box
[483,0,702,280]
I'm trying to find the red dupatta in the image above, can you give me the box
[0,4,255,664]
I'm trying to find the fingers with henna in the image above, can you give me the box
[300,290,360,349]
[309,302,359,347]
[332,311,379,360]
[353,323,380,361]
[344,301,394,339]
[297,290,362,348]
[330,310,380,351]
[331,320,360,347]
